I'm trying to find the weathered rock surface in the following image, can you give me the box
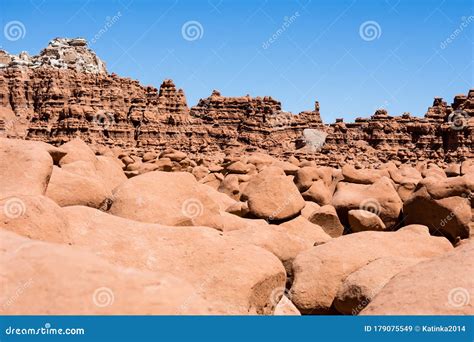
[404,184,471,241]
[302,179,333,205]
[334,256,422,314]
[289,226,452,314]
[0,195,71,244]
[225,224,309,274]
[0,230,210,314]
[348,209,387,232]
[306,205,344,237]
[58,138,98,166]
[332,177,403,229]
[247,174,305,221]
[109,171,220,226]
[361,240,474,315]
[0,138,54,197]
[280,216,332,247]
[46,165,113,208]
[61,206,287,314]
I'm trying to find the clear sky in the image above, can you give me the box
[0,0,472,123]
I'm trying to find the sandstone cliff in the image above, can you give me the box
[0,38,472,166]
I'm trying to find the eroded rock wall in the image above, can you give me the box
[0,38,472,166]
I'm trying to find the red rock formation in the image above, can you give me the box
[0,38,472,166]
[315,97,473,166]
[189,91,323,152]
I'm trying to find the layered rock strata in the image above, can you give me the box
[0,38,472,166]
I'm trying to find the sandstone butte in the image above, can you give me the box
[0,38,473,316]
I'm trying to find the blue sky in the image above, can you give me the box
[0,0,472,123]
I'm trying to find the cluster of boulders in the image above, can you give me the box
[1,137,472,315]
